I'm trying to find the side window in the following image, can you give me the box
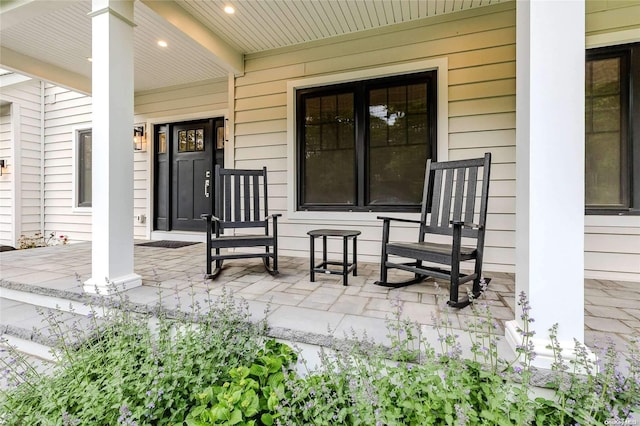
[585,42,639,214]
[77,129,92,208]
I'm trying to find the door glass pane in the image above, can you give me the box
[196,129,204,151]
[178,130,187,152]
[158,132,167,154]
[585,57,624,207]
[303,93,355,204]
[187,130,196,151]
[368,82,429,205]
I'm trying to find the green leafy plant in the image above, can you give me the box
[185,339,297,426]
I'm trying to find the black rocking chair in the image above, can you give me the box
[375,153,492,308]
[201,165,280,279]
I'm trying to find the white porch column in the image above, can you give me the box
[84,0,141,294]
[508,0,587,369]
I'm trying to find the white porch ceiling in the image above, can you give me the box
[0,0,502,93]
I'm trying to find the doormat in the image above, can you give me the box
[136,240,198,249]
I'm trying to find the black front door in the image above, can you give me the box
[154,118,224,232]
[172,120,214,231]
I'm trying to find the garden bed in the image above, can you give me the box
[1,286,638,425]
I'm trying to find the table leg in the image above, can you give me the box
[353,236,358,277]
[343,236,348,286]
[322,235,327,267]
[309,236,315,282]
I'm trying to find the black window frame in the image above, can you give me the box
[585,42,640,215]
[296,71,438,213]
[77,128,92,208]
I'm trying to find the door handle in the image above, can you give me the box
[204,179,210,198]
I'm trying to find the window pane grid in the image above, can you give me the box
[302,92,355,205]
[368,82,429,205]
[585,54,627,208]
[297,72,436,212]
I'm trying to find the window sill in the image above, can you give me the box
[72,207,92,214]
[585,213,640,229]
[585,209,640,216]
[287,210,421,223]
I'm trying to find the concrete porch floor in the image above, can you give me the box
[1,241,638,358]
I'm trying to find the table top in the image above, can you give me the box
[307,229,361,237]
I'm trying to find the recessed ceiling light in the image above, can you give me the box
[157,40,168,48]
[224,5,235,14]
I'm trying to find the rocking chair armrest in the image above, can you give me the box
[379,217,421,246]
[450,220,483,230]
[265,213,282,221]
[200,214,222,223]
[377,216,422,225]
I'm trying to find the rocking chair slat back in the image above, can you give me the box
[465,167,478,220]
[422,155,490,239]
[215,166,268,231]
[453,167,466,221]
[440,169,454,227]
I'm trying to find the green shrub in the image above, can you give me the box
[0,287,267,425]
[533,324,640,425]
[274,292,639,425]
[1,285,638,425]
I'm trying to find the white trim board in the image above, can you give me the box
[11,103,21,247]
[71,125,93,214]
[285,58,449,221]
[143,109,229,239]
[586,28,640,49]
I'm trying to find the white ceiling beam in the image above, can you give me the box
[0,47,91,95]
[141,0,244,76]
[0,0,77,30]
[0,72,32,88]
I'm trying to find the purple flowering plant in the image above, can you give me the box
[1,278,638,425]
[0,284,270,425]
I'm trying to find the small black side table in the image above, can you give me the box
[307,229,361,286]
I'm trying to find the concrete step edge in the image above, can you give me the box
[1,331,57,362]
[0,279,92,307]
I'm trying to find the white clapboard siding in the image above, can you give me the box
[134,78,228,118]
[133,77,230,238]
[583,1,640,280]
[43,83,92,243]
[235,2,517,273]
[586,1,640,33]
[6,78,231,244]
[0,79,43,247]
[132,151,148,238]
[19,80,44,240]
[232,0,640,280]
